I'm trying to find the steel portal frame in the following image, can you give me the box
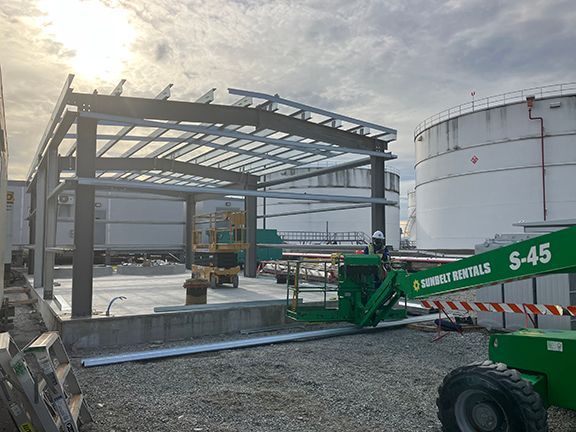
[26,75,397,318]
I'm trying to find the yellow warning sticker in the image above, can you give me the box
[19,423,36,432]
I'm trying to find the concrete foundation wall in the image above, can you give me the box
[29,282,288,351]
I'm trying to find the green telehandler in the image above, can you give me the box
[287,226,576,431]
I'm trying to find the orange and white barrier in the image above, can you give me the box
[420,299,566,316]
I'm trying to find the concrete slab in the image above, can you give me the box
[49,273,315,317]
[26,274,336,350]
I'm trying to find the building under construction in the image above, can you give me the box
[19,75,398,348]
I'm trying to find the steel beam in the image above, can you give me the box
[68,92,390,152]
[258,157,371,188]
[59,156,257,184]
[120,88,215,158]
[28,187,36,275]
[185,194,195,270]
[73,178,396,204]
[82,112,393,158]
[42,147,59,299]
[33,162,46,288]
[26,74,75,182]
[72,116,97,318]
[66,84,173,158]
[258,204,370,219]
[371,156,386,238]
[81,315,434,368]
[244,180,257,277]
[228,88,397,137]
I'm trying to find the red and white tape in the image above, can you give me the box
[420,300,566,316]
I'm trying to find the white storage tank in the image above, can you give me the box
[259,166,401,249]
[414,84,576,250]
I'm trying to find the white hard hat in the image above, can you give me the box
[372,230,385,240]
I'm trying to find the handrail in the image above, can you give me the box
[414,82,576,139]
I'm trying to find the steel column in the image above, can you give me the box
[244,181,257,278]
[371,156,386,239]
[33,163,46,288]
[42,147,59,299]
[72,117,97,318]
[185,194,195,270]
[28,187,36,275]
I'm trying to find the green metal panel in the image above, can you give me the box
[221,229,284,264]
[289,227,576,330]
[489,329,576,410]
[401,226,576,299]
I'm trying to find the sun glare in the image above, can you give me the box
[36,0,135,81]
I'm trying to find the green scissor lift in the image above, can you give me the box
[288,226,576,431]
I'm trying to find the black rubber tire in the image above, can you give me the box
[232,274,239,288]
[437,360,548,432]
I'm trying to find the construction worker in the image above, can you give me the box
[365,230,389,256]
[365,230,391,276]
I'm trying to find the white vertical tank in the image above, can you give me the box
[414,84,576,250]
[406,190,416,243]
[259,167,401,249]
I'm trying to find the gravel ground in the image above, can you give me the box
[1,273,576,431]
[73,328,576,432]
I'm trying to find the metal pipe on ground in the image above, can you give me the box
[81,315,436,368]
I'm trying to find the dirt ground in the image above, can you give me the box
[2,275,576,431]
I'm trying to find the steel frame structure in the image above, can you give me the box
[26,74,397,318]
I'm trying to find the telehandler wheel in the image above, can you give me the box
[437,361,547,432]
[232,274,239,288]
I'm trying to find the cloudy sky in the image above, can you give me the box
[1,0,575,219]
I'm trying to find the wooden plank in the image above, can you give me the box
[69,394,83,422]
[27,332,59,349]
[56,363,71,384]
[4,287,30,294]
[7,298,37,306]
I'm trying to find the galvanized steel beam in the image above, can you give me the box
[258,204,370,219]
[73,178,396,205]
[68,92,388,152]
[72,116,97,318]
[27,74,75,183]
[66,84,174,158]
[185,195,195,270]
[371,156,386,236]
[59,156,257,184]
[80,315,435,368]
[245,180,258,277]
[42,147,59,299]
[33,162,46,288]
[228,88,397,138]
[80,112,391,158]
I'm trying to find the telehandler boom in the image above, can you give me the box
[287,226,576,431]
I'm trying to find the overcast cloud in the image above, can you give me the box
[1,0,575,219]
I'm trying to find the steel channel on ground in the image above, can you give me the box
[81,315,435,367]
